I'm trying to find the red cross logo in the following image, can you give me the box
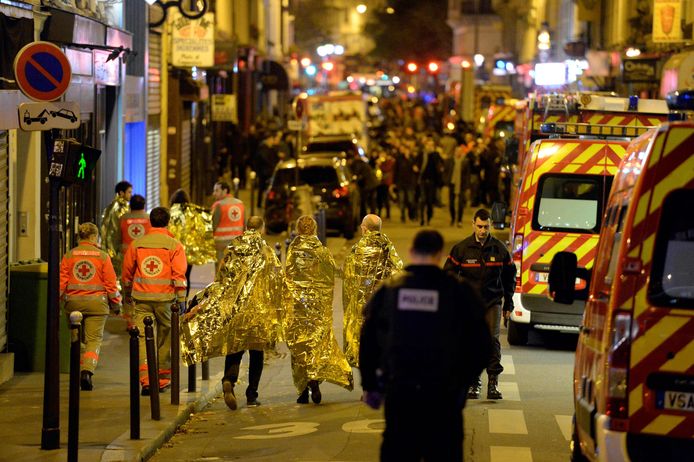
[128,223,145,239]
[141,256,163,277]
[229,205,241,222]
[73,260,95,282]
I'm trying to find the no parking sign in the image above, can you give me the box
[13,41,72,102]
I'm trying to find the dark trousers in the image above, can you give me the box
[223,350,264,400]
[382,387,464,461]
[418,184,436,225]
[449,188,464,224]
[485,304,503,377]
[376,185,391,218]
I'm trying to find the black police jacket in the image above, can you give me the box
[359,265,492,395]
[443,233,516,310]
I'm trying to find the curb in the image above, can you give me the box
[101,372,223,462]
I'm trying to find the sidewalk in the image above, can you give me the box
[0,266,226,462]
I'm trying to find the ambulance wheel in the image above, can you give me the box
[507,319,529,345]
[570,415,589,462]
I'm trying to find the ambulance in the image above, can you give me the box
[548,111,694,460]
[505,95,671,345]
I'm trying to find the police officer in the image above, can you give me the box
[443,208,516,400]
[211,181,245,264]
[122,207,188,395]
[360,230,491,462]
[100,180,132,275]
[59,222,122,391]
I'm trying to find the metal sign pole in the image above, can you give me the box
[41,131,61,449]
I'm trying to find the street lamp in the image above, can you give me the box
[356,4,367,14]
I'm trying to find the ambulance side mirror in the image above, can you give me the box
[548,252,579,304]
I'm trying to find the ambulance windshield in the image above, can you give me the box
[534,174,607,233]
[649,189,694,307]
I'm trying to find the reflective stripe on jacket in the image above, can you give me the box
[119,210,152,252]
[212,196,245,241]
[59,241,121,307]
[121,228,188,302]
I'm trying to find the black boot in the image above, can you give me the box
[309,380,322,404]
[467,376,481,399]
[487,376,503,400]
[80,371,93,391]
[297,387,309,404]
[223,380,238,410]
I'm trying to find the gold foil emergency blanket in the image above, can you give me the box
[180,230,285,365]
[284,235,354,393]
[342,231,403,367]
[168,203,216,265]
[100,196,129,275]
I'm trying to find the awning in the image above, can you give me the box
[259,60,289,92]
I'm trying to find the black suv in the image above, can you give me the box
[302,135,366,160]
[264,156,360,238]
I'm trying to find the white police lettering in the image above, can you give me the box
[397,289,439,312]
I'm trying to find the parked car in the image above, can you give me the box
[264,156,360,238]
[301,135,367,160]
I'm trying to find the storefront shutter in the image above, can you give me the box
[146,116,161,208]
[0,131,9,352]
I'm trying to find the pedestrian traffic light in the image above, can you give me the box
[49,139,101,184]
[406,62,418,73]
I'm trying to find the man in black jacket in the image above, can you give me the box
[444,208,516,400]
[360,230,492,462]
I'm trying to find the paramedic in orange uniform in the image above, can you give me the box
[116,194,152,254]
[60,222,122,391]
[122,207,188,395]
[211,181,245,264]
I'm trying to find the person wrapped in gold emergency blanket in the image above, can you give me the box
[285,215,354,404]
[342,214,403,367]
[180,217,285,385]
[100,181,132,275]
[168,189,216,268]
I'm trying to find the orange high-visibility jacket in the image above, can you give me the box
[121,228,187,303]
[212,195,245,242]
[59,241,122,309]
[118,210,152,252]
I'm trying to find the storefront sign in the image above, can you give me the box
[623,58,659,83]
[211,94,236,122]
[171,12,214,68]
[652,0,684,43]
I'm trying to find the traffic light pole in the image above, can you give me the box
[42,131,61,449]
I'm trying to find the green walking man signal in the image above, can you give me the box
[49,139,101,184]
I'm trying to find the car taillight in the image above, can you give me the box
[332,186,349,198]
[606,311,633,430]
[512,233,523,291]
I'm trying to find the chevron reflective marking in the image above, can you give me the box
[630,316,689,368]
[660,339,694,373]
[640,415,686,435]
[607,166,619,175]
[629,383,644,417]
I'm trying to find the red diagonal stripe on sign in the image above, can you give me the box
[27,56,62,88]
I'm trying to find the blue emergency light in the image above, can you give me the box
[666,90,694,110]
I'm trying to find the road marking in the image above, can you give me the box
[341,419,384,434]
[498,381,520,401]
[488,409,528,434]
[490,446,533,462]
[501,355,515,375]
[555,415,572,441]
[234,422,320,439]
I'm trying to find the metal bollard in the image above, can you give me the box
[249,171,257,216]
[68,312,82,462]
[143,316,160,420]
[201,360,210,380]
[128,327,140,439]
[188,363,196,392]
[285,237,291,256]
[170,303,180,405]
[232,177,240,197]
[315,207,327,245]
